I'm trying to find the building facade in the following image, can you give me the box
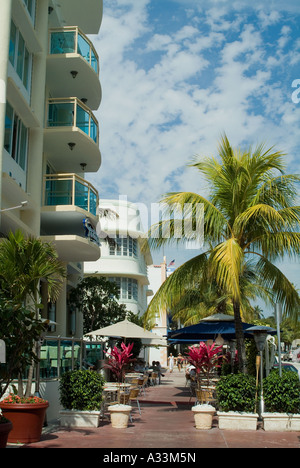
[84,199,153,317]
[147,259,168,367]
[0,0,103,339]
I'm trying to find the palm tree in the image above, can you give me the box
[0,230,66,396]
[144,135,300,371]
[170,263,272,326]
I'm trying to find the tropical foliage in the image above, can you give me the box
[59,370,105,411]
[186,342,225,386]
[263,369,300,413]
[0,297,46,399]
[216,373,258,412]
[69,276,128,334]
[0,230,66,397]
[144,135,300,371]
[104,342,135,404]
[105,342,135,383]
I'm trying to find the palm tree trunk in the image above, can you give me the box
[25,291,39,397]
[233,300,246,373]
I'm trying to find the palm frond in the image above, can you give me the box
[143,252,208,326]
[251,231,300,261]
[255,256,300,321]
[209,238,244,302]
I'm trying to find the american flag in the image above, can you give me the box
[168,259,175,267]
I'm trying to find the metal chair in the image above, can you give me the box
[195,387,216,406]
[128,387,141,416]
[150,372,158,386]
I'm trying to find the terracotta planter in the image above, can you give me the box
[0,401,48,444]
[0,420,13,448]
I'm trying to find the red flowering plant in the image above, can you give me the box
[186,341,226,388]
[104,342,135,404]
[1,393,47,405]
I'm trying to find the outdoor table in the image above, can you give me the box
[124,373,144,382]
[104,382,132,388]
[125,373,144,378]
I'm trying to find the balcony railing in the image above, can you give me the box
[49,26,99,74]
[43,173,98,216]
[46,97,99,144]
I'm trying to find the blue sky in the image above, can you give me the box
[88,0,300,315]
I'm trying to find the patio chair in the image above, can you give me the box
[195,387,216,406]
[141,375,148,395]
[128,387,141,416]
[149,372,158,386]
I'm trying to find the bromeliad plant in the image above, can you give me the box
[104,342,135,404]
[186,341,225,388]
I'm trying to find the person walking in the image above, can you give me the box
[168,353,174,373]
[177,353,184,372]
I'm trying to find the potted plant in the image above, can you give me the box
[216,373,259,430]
[104,342,134,428]
[262,369,300,431]
[0,393,48,444]
[0,232,65,444]
[59,369,105,427]
[0,409,13,448]
[0,231,65,399]
[187,342,224,430]
[0,298,49,444]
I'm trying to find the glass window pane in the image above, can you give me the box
[16,34,25,79]
[75,180,88,210]
[91,49,98,73]
[50,31,76,54]
[18,121,28,170]
[23,46,30,89]
[90,116,98,143]
[4,102,13,154]
[9,21,17,66]
[45,178,73,205]
[48,102,74,127]
[61,340,73,374]
[77,33,90,63]
[89,190,97,216]
[76,104,89,136]
[24,0,35,19]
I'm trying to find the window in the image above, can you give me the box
[9,20,32,92]
[109,235,138,258]
[108,277,138,302]
[4,102,28,171]
[23,0,36,23]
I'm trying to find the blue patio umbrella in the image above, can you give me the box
[167,313,276,343]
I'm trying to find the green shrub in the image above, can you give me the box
[59,370,105,411]
[263,369,300,413]
[216,373,258,412]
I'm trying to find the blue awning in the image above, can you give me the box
[167,314,276,343]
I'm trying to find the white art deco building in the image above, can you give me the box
[0,1,104,419]
[0,0,103,338]
[84,199,154,317]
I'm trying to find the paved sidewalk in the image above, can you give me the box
[17,369,300,449]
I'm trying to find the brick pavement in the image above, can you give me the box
[12,368,300,449]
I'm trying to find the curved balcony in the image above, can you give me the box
[47,27,101,110]
[43,98,101,173]
[41,174,100,262]
[43,173,98,217]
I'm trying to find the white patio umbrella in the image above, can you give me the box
[85,317,163,343]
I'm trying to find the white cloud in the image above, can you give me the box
[88,0,300,216]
